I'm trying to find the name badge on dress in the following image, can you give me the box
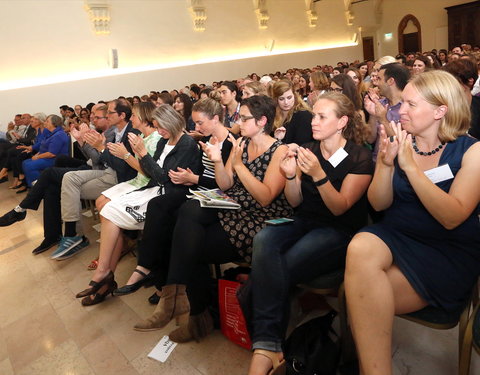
[424,164,454,184]
[328,147,349,168]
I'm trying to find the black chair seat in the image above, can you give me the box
[401,304,466,329]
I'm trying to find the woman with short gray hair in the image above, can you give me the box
[21,114,69,188]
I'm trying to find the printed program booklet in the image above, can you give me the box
[187,189,240,209]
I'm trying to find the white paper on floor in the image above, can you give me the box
[82,211,93,217]
[92,223,101,232]
[147,335,177,363]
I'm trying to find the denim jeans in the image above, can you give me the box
[250,216,350,351]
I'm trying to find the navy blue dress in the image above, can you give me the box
[362,135,480,312]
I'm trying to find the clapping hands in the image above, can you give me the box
[280,149,297,178]
[84,130,106,151]
[107,142,129,159]
[378,122,416,172]
[128,133,147,158]
[199,135,222,163]
[168,167,195,185]
[229,134,246,168]
[296,147,324,179]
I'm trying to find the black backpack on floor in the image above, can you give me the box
[284,310,340,375]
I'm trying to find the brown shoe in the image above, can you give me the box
[76,271,114,298]
[169,309,214,343]
[133,284,190,331]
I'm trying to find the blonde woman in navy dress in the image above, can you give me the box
[345,70,480,375]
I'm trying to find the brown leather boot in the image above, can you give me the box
[134,284,190,331]
[168,309,214,343]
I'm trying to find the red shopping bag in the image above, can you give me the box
[218,279,252,349]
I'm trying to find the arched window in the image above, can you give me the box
[398,14,422,54]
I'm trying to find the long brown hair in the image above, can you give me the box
[331,74,362,112]
[271,79,310,131]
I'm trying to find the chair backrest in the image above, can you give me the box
[459,281,480,375]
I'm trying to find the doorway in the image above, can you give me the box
[403,32,419,53]
[362,37,375,61]
[398,14,422,54]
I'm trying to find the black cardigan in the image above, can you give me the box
[139,133,202,194]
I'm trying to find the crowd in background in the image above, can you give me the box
[0,43,479,375]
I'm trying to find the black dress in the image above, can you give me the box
[362,135,480,311]
[218,139,293,262]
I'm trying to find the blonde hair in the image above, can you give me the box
[310,71,330,91]
[409,70,470,142]
[152,104,186,138]
[271,80,310,130]
[132,102,156,128]
[317,92,370,145]
[376,55,397,66]
[244,81,267,96]
[192,97,224,123]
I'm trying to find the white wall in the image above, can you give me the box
[0,0,362,128]
[0,45,363,128]
[0,0,354,86]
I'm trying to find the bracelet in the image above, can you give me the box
[123,152,131,160]
[286,175,296,180]
[313,176,329,186]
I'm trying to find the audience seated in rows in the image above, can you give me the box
[112,97,233,303]
[132,95,292,343]
[1,45,479,375]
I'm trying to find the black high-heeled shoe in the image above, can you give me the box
[81,280,118,306]
[11,179,25,189]
[76,271,114,298]
[15,180,28,194]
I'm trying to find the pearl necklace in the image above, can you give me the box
[412,136,445,156]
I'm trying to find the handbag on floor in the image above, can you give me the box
[218,278,252,350]
[284,310,340,375]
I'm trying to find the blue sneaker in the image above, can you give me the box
[55,237,90,261]
[50,235,84,259]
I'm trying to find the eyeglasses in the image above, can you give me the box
[94,116,107,120]
[329,88,343,93]
[239,115,255,122]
